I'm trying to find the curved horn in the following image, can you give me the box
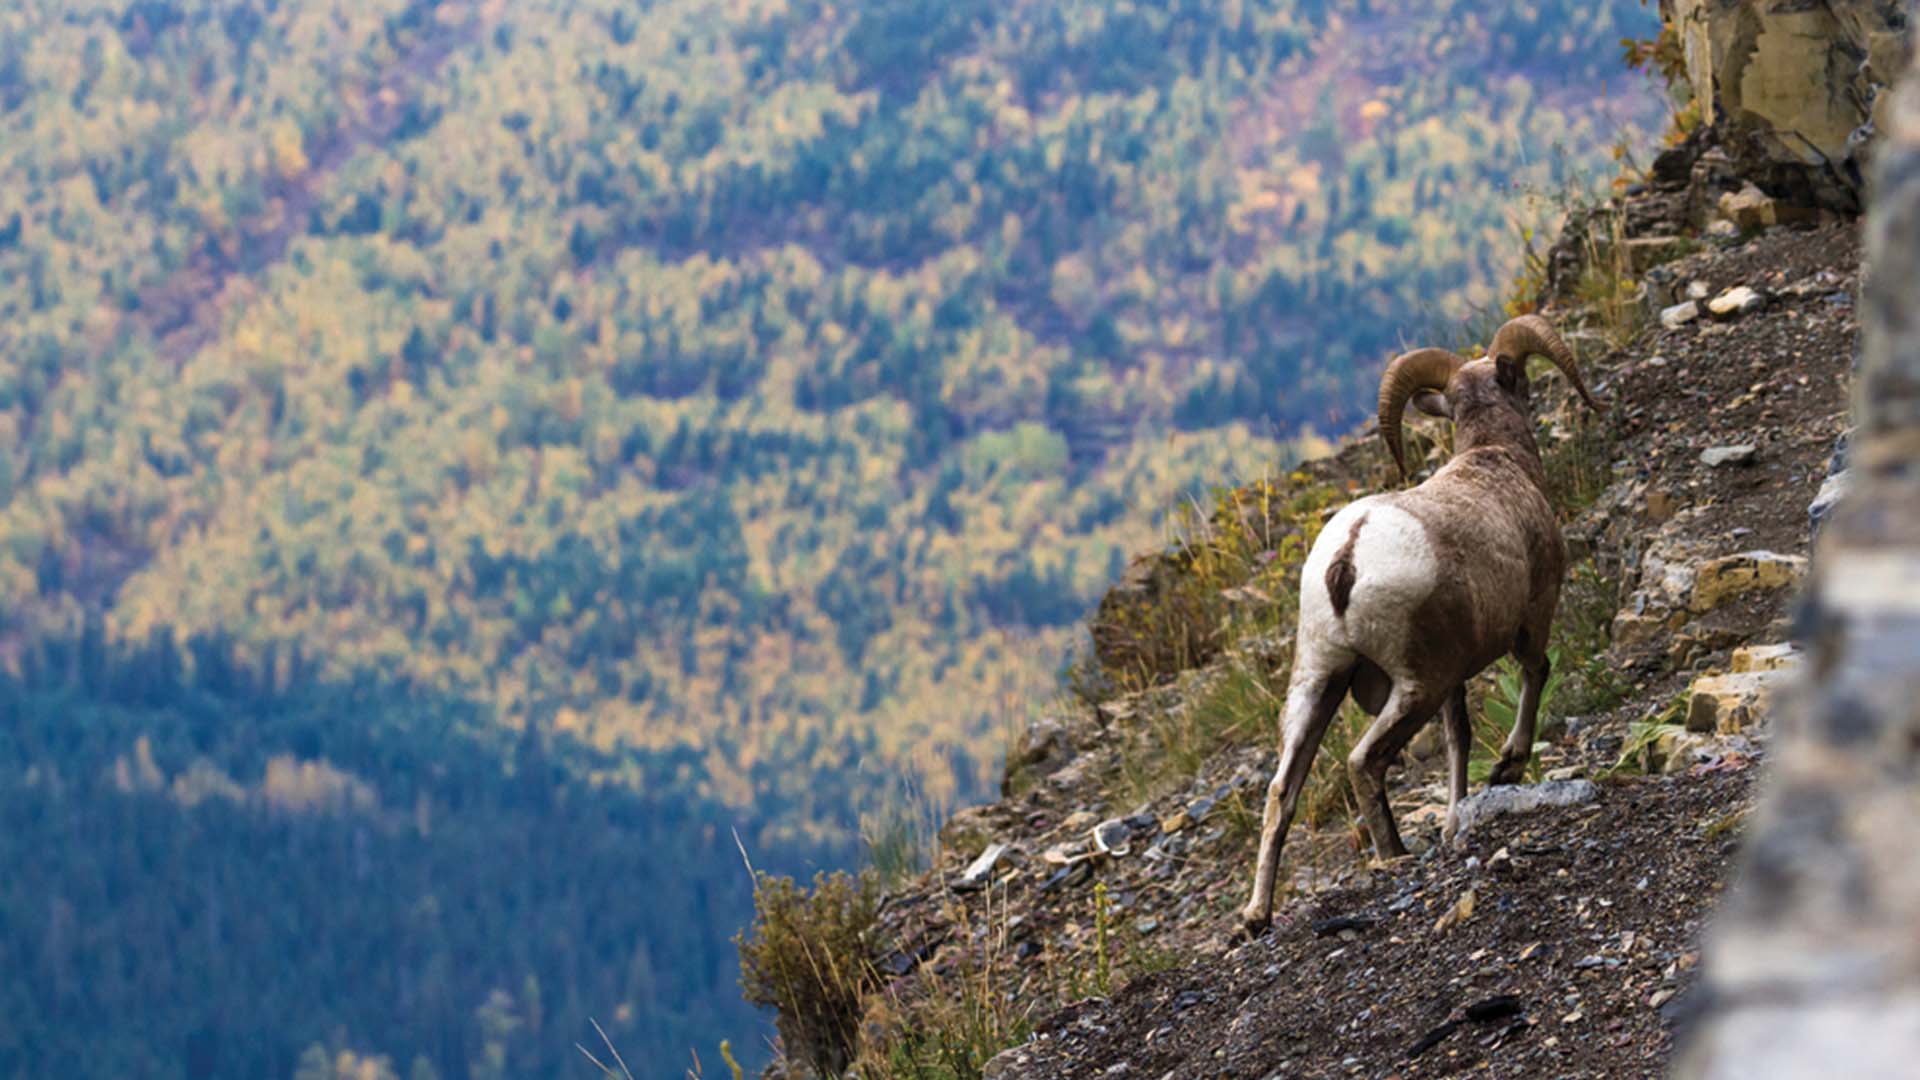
[1488,314,1605,413]
[1377,347,1464,480]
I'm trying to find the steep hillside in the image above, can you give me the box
[738,144,1866,1077]
[0,2,1668,1074]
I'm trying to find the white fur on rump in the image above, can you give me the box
[1295,498,1437,680]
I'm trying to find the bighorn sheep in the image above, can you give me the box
[1241,315,1603,934]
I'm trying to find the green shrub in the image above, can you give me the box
[736,871,881,1077]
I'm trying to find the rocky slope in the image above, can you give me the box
[820,145,1865,1079]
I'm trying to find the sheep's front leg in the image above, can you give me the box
[1488,654,1549,786]
[1439,684,1471,839]
[1242,664,1351,935]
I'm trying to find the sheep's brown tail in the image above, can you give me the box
[1325,514,1368,618]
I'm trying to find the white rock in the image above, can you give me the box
[1810,469,1851,536]
[1700,444,1758,467]
[1707,285,1766,318]
[1450,780,1600,843]
[953,842,1010,891]
[1662,301,1702,329]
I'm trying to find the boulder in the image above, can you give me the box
[1612,608,1681,649]
[1731,642,1802,673]
[1719,184,1780,230]
[1689,550,1809,613]
[1655,727,1718,773]
[1676,47,1920,1079]
[1685,669,1794,733]
[1449,780,1599,844]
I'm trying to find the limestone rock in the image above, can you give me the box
[1706,285,1768,318]
[1449,780,1599,844]
[1612,609,1680,649]
[1655,727,1717,773]
[1700,443,1758,467]
[1719,184,1779,230]
[952,841,1011,893]
[1663,0,1911,210]
[1731,642,1802,673]
[1662,300,1702,329]
[1689,550,1809,613]
[1685,669,1795,734]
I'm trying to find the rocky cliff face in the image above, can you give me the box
[1662,0,1911,208]
[1674,42,1920,1080]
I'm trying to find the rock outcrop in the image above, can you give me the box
[1661,0,1911,209]
[1674,52,1920,1078]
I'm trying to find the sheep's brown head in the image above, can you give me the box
[1377,315,1605,479]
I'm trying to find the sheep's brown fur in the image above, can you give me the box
[1240,317,1603,935]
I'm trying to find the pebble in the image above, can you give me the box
[1707,285,1766,318]
[1450,780,1600,841]
[952,842,1010,892]
[1660,301,1701,329]
[1700,444,1758,467]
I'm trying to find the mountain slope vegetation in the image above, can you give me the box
[0,0,1660,1073]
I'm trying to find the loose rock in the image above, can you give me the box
[1686,669,1794,734]
[1689,550,1808,612]
[1699,444,1758,467]
[1450,780,1600,842]
[1707,285,1767,318]
[954,842,1011,892]
[1661,301,1702,329]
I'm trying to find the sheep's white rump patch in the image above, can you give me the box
[1297,499,1437,675]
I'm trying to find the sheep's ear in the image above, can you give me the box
[1411,390,1452,418]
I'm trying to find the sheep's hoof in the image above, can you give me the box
[1238,907,1272,941]
[1487,758,1527,786]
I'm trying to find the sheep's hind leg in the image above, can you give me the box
[1241,661,1353,935]
[1347,684,1443,860]
[1440,684,1471,840]
[1488,652,1550,786]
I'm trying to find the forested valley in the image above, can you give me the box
[0,0,1661,1074]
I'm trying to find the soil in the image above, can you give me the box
[998,771,1752,1080]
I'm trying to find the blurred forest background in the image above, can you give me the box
[0,0,1663,1075]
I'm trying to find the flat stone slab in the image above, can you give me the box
[1451,779,1599,843]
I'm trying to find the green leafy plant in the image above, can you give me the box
[1604,696,1691,777]
[1469,652,1566,784]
